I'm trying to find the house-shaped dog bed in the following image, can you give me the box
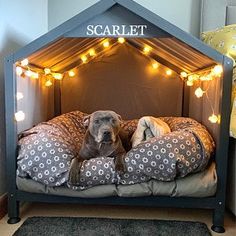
[4,0,233,233]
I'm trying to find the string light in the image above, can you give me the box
[180,71,188,78]
[103,41,110,48]
[195,87,204,98]
[44,68,51,75]
[89,49,96,56]
[52,73,63,80]
[152,62,159,69]
[31,72,39,79]
[208,114,218,123]
[16,66,23,76]
[68,70,75,77]
[212,65,223,77]
[118,37,125,44]
[81,55,88,63]
[186,80,193,86]
[45,80,52,87]
[16,92,24,100]
[25,70,33,77]
[143,46,151,54]
[20,58,28,66]
[15,111,25,122]
[166,69,172,76]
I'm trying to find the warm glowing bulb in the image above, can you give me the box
[89,49,96,56]
[118,37,125,44]
[16,92,24,100]
[152,62,159,69]
[45,80,52,87]
[25,70,33,77]
[186,80,193,86]
[166,70,172,76]
[103,41,110,48]
[15,111,25,122]
[21,58,28,66]
[143,46,151,54]
[31,72,39,79]
[53,73,63,80]
[180,71,188,78]
[195,87,204,98]
[68,70,75,77]
[44,68,51,74]
[16,66,23,76]
[208,114,218,123]
[81,55,88,63]
[212,65,223,76]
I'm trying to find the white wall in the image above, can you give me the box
[0,0,48,196]
[48,0,201,37]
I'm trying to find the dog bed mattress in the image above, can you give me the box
[17,111,215,190]
[16,161,217,198]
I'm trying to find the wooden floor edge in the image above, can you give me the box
[0,193,7,220]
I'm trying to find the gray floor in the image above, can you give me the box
[0,203,235,236]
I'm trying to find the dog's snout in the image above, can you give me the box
[103,131,111,136]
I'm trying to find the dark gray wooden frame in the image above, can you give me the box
[4,0,233,233]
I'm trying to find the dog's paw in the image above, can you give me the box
[68,158,81,185]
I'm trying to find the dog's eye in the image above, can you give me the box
[111,118,116,124]
[94,120,100,124]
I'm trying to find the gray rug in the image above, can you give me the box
[13,217,212,236]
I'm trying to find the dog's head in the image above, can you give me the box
[83,110,122,144]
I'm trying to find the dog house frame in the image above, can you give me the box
[4,0,233,233]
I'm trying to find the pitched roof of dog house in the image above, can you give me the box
[10,0,225,74]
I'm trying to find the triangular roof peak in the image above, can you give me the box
[10,0,223,63]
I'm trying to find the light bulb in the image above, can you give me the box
[45,80,52,87]
[68,70,75,77]
[118,37,125,44]
[81,55,87,63]
[25,70,33,77]
[166,70,172,76]
[143,46,150,54]
[89,49,96,56]
[15,111,25,122]
[180,71,188,78]
[16,92,24,100]
[44,68,51,74]
[152,62,158,69]
[52,73,63,80]
[103,41,110,48]
[20,58,28,66]
[186,80,193,86]
[16,66,23,76]
[212,65,223,76]
[31,72,39,79]
[208,114,218,123]
[195,87,204,98]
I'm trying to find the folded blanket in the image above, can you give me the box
[131,116,171,147]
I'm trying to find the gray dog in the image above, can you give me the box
[69,110,128,185]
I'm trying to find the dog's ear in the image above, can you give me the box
[117,114,122,122]
[83,115,91,128]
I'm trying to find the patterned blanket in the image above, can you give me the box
[17,111,215,190]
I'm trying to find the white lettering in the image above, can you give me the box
[130,25,138,36]
[103,25,111,35]
[94,25,103,36]
[112,25,120,36]
[86,24,147,36]
[86,25,94,36]
[138,25,147,36]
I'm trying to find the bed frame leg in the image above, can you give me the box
[7,194,21,224]
[211,205,225,233]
